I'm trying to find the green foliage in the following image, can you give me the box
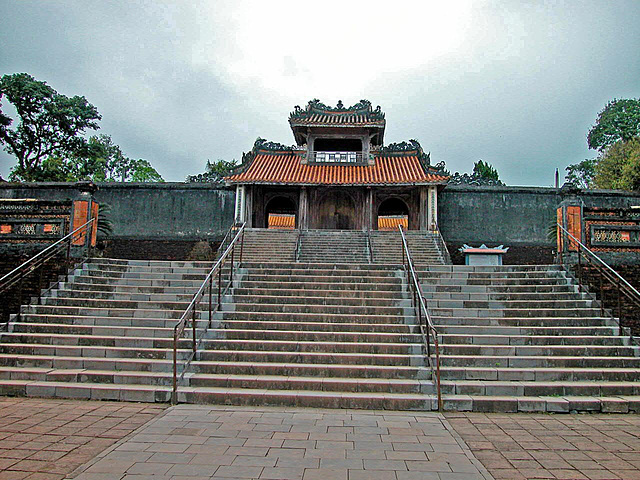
[592,137,640,190]
[565,158,597,189]
[186,159,237,183]
[587,98,640,151]
[472,160,500,181]
[0,73,101,181]
[97,203,113,237]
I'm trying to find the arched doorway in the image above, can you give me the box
[316,190,357,230]
[377,197,409,230]
[265,196,297,229]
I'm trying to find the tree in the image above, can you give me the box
[587,98,640,151]
[186,159,237,183]
[0,73,101,181]
[592,137,640,190]
[472,160,500,181]
[565,158,597,189]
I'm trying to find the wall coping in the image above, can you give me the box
[443,184,640,198]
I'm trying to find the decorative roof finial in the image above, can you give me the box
[336,100,344,110]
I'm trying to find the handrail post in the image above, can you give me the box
[239,230,244,265]
[191,306,197,352]
[217,266,222,310]
[617,278,622,324]
[599,273,605,316]
[577,248,582,293]
[172,329,178,404]
[229,244,235,285]
[208,275,213,329]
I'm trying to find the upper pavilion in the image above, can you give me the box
[226,99,448,230]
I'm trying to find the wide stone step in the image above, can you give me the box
[237,280,403,292]
[196,349,423,366]
[422,284,578,294]
[0,366,173,386]
[0,380,172,402]
[438,394,640,413]
[232,287,408,300]
[0,353,174,372]
[14,313,206,329]
[215,328,420,343]
[425,292,590,301]
[418,264,564,273]
[242,267,399,277]
[437,325,620,336]
[227,302,407,316]
[428,299,595,310]
[440,366,640,382]
[432,316,617,327]
[39,296,192,311]
[200,338,416,354]
[430,307,604,318]
[239,274,401,284]
[187,373,433,394]
[84,264,212,275]
[68,275,205,288]
[229,294,408,308]
[440,355,640,368]
[10,321,176,338]
[220,311,413,325]
[22,305,190,320]
[190,360,428,379]
[0,342,190,361]
[77,269,209,281]
[1,332,194,349]
[60,282,205,295]
[439,343,638,357]
[177,386,434,410]
[49,289,195,303]
[218,319,417,334]
[440,333,630,346]
[441,380,640,397]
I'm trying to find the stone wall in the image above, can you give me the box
[0,182,236,259]
[438,185,640,265]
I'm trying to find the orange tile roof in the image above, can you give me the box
[227,153,448,186]
[290,113,385,127]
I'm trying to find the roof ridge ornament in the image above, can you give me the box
[290,99,385,120]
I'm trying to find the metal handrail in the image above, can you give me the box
[0,218,94,292]
[366,230,373,263]
[557,223,640,329]
[398,224,442,411]
[171,222,246,403]
[433,223,452,265]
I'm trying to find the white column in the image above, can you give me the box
[234,185,246,223]
[427,186,438,231]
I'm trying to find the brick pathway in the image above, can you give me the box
[445,412,640,480]
[72,405,491,480]
[0,397,165,480]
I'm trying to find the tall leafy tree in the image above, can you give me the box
[587,98,640,151]
[186,159,237,183]
[472,160,500,181]
[565,158,597,189]
[0,73,101,181]
[592,137,640,190]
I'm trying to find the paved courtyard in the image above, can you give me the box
[0,397,640,480]
[72,405,490,480]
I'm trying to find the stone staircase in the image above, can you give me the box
[420,264,640,413]
[237,228,298,263]
[0,258,213,402]
[371,230,447,265]
[297,230,370,263]
[178,261,435,408]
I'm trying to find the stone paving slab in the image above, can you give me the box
[0,397,166,480]
[445,412,640,480]
[69,405,492,480]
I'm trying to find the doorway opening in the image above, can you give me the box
[377,198,409,230]
[265,196,296,229]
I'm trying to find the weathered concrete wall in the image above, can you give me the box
[438,185,640,264]
[0,182,236,241]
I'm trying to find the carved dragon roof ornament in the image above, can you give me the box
[289,99,385,121]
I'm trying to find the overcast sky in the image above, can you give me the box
[1,1,639,186]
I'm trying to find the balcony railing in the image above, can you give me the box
[308,151,363,164]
